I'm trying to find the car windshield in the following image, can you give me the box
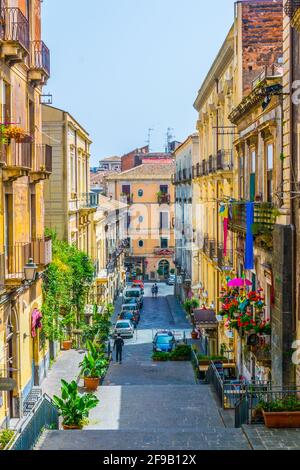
[123,306,135,311]
[117,322,131,328]
[156,336,172,344]
[125,291,140,298]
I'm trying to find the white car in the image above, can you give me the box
[113,320,135,338]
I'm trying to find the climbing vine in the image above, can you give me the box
[41,230,95,341]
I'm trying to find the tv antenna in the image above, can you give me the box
[165,127,174,153]
[146,128,154,152]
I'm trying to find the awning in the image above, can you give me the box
[193,309,218,328]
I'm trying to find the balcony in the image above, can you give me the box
[29,41,50,86]
[229,202,277,237]
[154,247,175,256]
[0,8,29,64]
[30,144,52,183]
[158,193,170,205]
[1,140,32,181]
[79,192,100,213]
[216,150,233,172]
[217,244,233,271]
[1,238,52,288]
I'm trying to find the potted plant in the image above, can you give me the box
[52,379,99,430]
[258,396,300,428]
[80,341,109,391]
[62,336,72,351]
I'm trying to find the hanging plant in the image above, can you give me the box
[3,126,27,142]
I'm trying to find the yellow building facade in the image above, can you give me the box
[42,104,95,258]
[193,27,235,356]
[0,0,52,426]
[91,195,128,306]
[107,162,175,281]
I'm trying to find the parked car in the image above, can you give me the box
[131,280,144,294]
[153,331,176,352]
[123,288,143,308]
[119,311,138,327]
[120,303,140,323]
[113,320,135,338]
[167,275,176,286]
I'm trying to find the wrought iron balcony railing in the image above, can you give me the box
[0,7,30,52]
[33,144,52,174]
[216,150,233,171]
[0,140,32,169]
[79,192,100,210]
[158,193,170,205]
[30,40,50,77]
[217,244,233,271]
[1,237,52,284]
[228,202,277,234]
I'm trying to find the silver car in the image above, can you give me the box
[113,320,134,338]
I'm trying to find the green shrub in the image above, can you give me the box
[152,352,170,361]
[0,430,15,450]
[258,397,300,413]
[170,344,191,361]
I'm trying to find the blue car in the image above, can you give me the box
[153,332,176,352]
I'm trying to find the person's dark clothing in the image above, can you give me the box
[114,337,124,363]
[116,348,122,363]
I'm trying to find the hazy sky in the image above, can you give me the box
[43,0,235,165]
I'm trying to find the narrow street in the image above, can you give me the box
[39,286,250,450]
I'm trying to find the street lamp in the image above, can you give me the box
[24,258,37,282]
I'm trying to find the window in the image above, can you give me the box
[161,238,168,249]
[160,185,168,194]
[122,185,130,195]
[239,155,244,199]
[138,189,143,197]
[138,240,144,248]
[160,212,169,229]
[250,150,256,201]
[266,144,274,203]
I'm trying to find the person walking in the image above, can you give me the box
[152,284,155,298]
[154,283,159,298]
[113,333,124,364]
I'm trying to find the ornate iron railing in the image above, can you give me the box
[33,144,52,173]
[229,202,276,234]
[0,7,30,52]
[30,40,50,76]
[0,140,32,168]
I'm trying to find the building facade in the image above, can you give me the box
[42,104,96,258]
[106,162,175,281]
[91,195,128,306]
[192,0,284,359]
[282,0,300,386]
[99,156,121,172]
[0,0,52,426]
[173,134,199,302]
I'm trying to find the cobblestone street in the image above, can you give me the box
[39,285,251,450]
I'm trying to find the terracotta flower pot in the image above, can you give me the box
[62,340,72,350]
[84,377,100,391]
[62,424,83,430]
[263,410,300,428]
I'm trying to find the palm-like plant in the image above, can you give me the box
[80,341,109,378]
[52,380,99,429]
